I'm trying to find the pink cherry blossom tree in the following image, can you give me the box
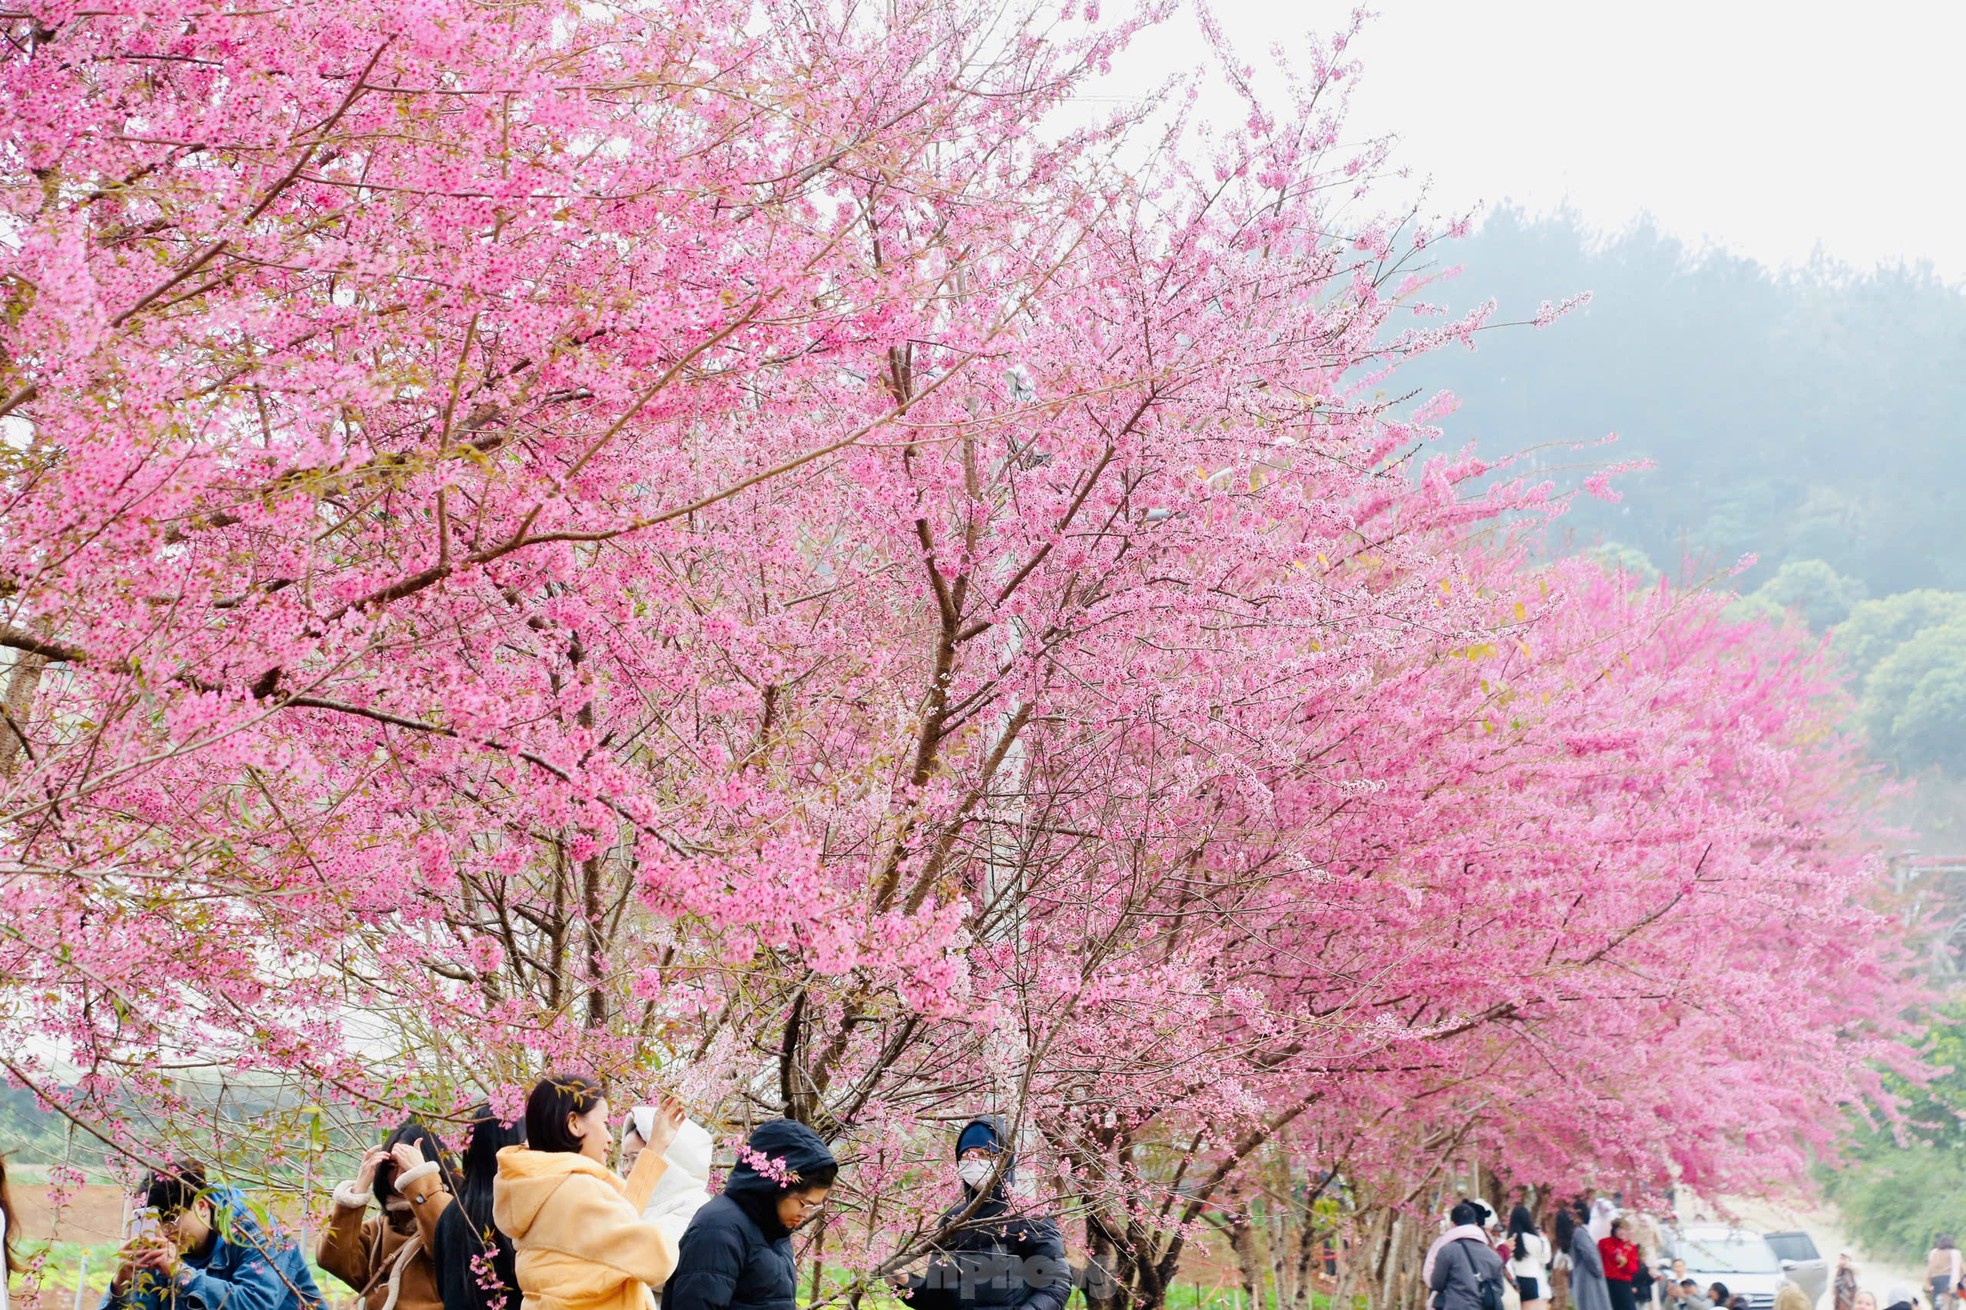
[0,2,1917,1309]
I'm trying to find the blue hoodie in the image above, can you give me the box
[103,1187,324,1310]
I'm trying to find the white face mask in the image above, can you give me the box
[957,1158,997,1189]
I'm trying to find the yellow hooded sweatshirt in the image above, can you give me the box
[492,1145,679,1310]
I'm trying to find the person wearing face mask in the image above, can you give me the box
[665,1119,839,1310]
[889,1116,1071,1310]
[493,1076,687,1310]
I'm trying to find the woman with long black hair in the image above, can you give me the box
[1507,1204,1552,1310]
[431,1106,526,1310]
[1558,1200,1611,1310]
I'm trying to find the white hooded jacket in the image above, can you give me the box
[638,1120,715,1268]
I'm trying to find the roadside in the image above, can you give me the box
[1704,1192,1924,1306]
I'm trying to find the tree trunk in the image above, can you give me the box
[1084,1215,1126,1310]
[1227,1204,1265,1310]
[0,653,46,779]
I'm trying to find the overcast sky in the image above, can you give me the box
[1108,0,1966,280]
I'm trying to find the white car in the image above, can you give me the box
[1669,1225,1818,1310]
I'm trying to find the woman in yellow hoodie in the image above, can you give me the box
[493,1076,686,1310]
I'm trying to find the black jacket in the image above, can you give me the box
[666,1121,837,1310]
[902,1118,1071,1310]
[903,1197,1071,1310]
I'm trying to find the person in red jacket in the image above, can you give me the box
[1599,1218,1643,1310]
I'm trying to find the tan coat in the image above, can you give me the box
[491,1147,676,1310]
[318,1163,454,1310]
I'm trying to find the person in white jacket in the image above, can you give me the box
[618,1113,714,1305]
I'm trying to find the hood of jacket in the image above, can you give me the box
[720,1120,835,1242]
[721,1120,835,1204]
[659,1121,714,1190]
[644,1120,715,1224]
[493,1146,624,1240]
[955,1114,1016,1196]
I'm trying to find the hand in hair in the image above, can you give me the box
[389,1141,429,1175]
[623,1094,688,1161]
[354,1146,390,1196]
[641,1094,685,1157]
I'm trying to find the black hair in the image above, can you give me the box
[1940,1235,1958,1251]
[525,1075,606,1154]
[376,1118,455,1202]
[1554,1206,1575,1251]
[457,1104,526,1231]
[1710,1283,1731,1304]
[1450,1198,1482,1227]
[1508,1203,1538,1244]
[1682,1281,1700,1292]
[143,1162,211,1218]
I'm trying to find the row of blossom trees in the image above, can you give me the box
[0,0,1915,1306]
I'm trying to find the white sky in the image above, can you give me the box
[1105,0,1966,280]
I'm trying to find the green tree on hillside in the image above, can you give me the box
[1753,559,1868,631]
[1837,592,1966,684]
[1864,623,1966,775]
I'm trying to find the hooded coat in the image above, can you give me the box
[491,1145,677,1310]
[664,1120,837,1310]
[899,1117,1071,1310]
[640,1121,716,1260]
[317,1160,451,1310]
[101,1186,325,1310]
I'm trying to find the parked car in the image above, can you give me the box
[1667,1225,1806,1310]
[1764,1231,1828,1306]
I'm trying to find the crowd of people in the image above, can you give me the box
[0,1077,1070,1310]
[1425,1195,1940,1310]
[0,1119,1953,1310]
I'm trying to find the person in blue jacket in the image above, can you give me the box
[104,1163,324,1310]
[891,1116,1071,1310]
[665,1120,838,1310]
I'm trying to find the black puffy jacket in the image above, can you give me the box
[665,1121,837,1310]
[902,1119,1072,1310]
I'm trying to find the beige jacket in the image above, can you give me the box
[492,1147,676,1310]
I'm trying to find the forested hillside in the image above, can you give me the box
[1422,210,1966,787]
